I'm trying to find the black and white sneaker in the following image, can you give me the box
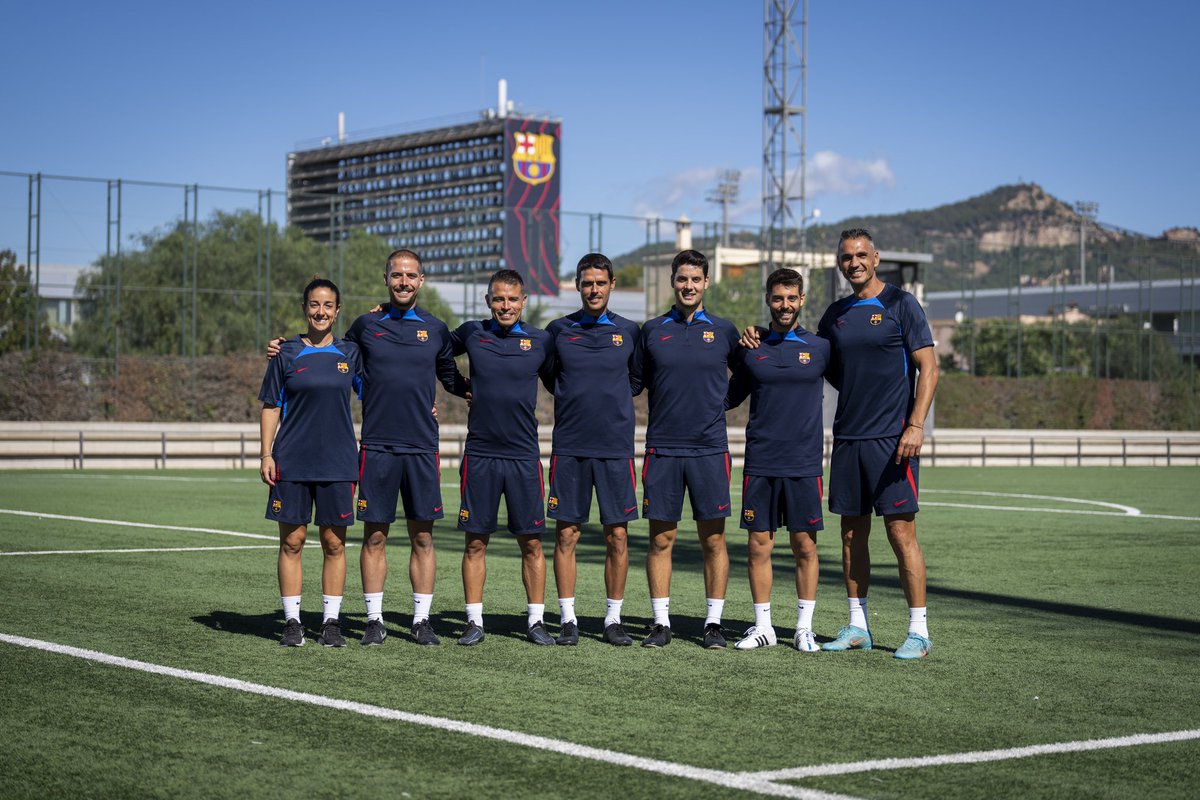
[602,622,633,647]
[318,618,346,648]
[457,621,485,646]
[527,621,555,646]
[360,618,387,646]
[735,624,778,650]
[412,619,440,646]
[280,617,305,647]
[703,623,727,649]
[641,623,672,648]
[556,620,579,646]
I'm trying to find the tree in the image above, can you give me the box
[704,271,763,330]
[0,249,53,354]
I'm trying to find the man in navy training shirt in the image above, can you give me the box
[640,249,740,649]
[819,229,938,659]
[544,253,644,647]
[450,269,557,647]
[725,268,830,653]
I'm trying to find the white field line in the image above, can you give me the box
[0,509,276,541]
[0,545,289,557]
[921,489,1140,515]
[921,502,1200,522]
[0,633,856,800]
[741,728,1200,781]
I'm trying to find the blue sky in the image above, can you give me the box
[2,0,1197,275]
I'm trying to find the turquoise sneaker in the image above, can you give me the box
[822,625,872,651]
[894,633,932,660]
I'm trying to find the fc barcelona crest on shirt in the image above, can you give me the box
[519,338,532,351]
[512,131,557,186]
[798,352,811,364]
[869,313,883,326]
[702,330,715,343]
[337,362,349,373]
[416,329,429,342]
[612,334,624,347]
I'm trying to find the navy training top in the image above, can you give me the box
[451,319,555,461]
[344,305,467,453]
[726,327,830,477]
[641,307,739,455]
[258,335,362,482]
[544,309,644,459]
[816,283,934,439]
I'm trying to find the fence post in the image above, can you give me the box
[981,436,986,467]
[1030,436,1035,467]
[1122,437,1127,467]
[240,432,246,470]
[79,431,85,470]
[161,431,167,469]
[1077,437,1082,467]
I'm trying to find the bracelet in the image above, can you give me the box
[908,423,924,429]
[260,455,273,460]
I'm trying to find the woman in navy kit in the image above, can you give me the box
[259,277,362,649]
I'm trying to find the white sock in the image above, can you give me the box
[412,592,432,625]
[796,598,815,631]
[281,595,301,622]
[604,597,624,626]
[321,594,342,623]
[909,606,929,638]
[364,592,383,623]
[651,596,671,627]
[558,597,577,625]
[465,602,483,627]
[527,603,545,629]
[848,596,868,630]
[753,602,772,629]
[705,597,725,626]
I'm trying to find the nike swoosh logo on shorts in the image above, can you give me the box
[340,512,352,519]
[717,503,730,511]
[893,499,909,507]
[623,506,637,514]
[433,506,442,512]
[533,520,544,527]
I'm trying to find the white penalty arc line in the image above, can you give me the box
[741,728,1200,781]
[0,634,856,800]
[0,509,275,541]
[921,502,1200,522]
[922,489,1140,515]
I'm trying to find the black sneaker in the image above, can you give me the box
[641,623,672,648]
[556,620,579,646]
[318,618,346,648]
[360,618,387,646]
[412,619,440,646]
[527,621,554,646]
[703,622,727,649]
[280,617,305,647]
[602,622,633,647]
[457,621,485,646]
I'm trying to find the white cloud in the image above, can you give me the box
[628,151,894,225]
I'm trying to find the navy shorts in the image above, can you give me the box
[828,437,920,517]
[546,454,639,526]
[457,455,546,536]
[739,474,825,533]
[356,448,444,523]
[267,480,356,527]
[641,451,732,522]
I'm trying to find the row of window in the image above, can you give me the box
[357,193,502,213]
[338,147,503,179]
[340,135,503,167]
[363,221,503,238]
[337,165,503,192]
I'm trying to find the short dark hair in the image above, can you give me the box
[487,268,525,296]
[765,268,803,295]
[838,229,875,250]
[302,275,341,306]
[384,248,423,274]
[670,249,709,279]
[576,253,613,282]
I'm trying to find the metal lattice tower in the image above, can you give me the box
[762,0,807,274]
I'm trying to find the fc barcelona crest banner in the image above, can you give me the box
[504,118,561,298]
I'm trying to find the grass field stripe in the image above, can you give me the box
[922,490,1140,515]
[0,508,276,541]
[921,501,1200,521]
[0,633,858,800]
[54,474,259,484]
[741,728,1200,780]
[0,544,301,556]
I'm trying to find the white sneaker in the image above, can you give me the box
[793,627,819,652]
[735,624,778,650]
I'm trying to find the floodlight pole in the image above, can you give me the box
[1074,200,1098,285]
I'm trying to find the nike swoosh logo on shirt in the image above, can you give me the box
[660,335,673,341]
[755,355,769,361]
[295,367,309,373]
[567,336,582,341]
[373,331,387,337]
[478,338,493,343]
